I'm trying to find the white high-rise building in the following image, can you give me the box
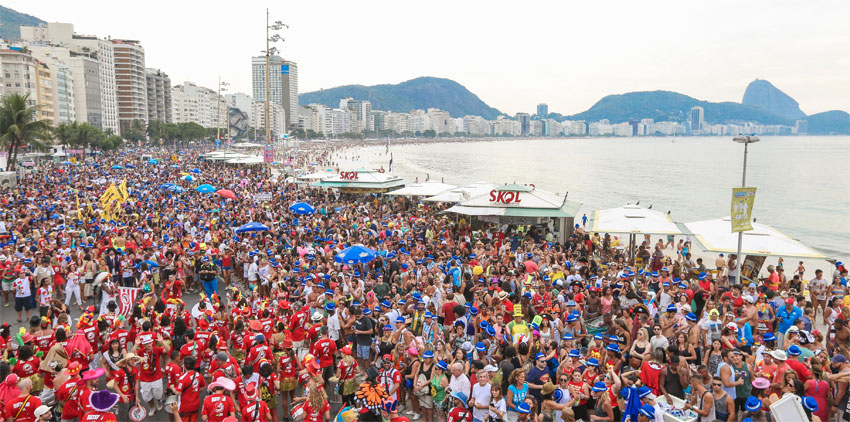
[27,44,102,129]
[145,68,172,123]
[171,81,226,130]
[53,62,75,123]
[251,100,285,140]
[251,56,298,131]
[111,39,147,134]
[21,23,119,133]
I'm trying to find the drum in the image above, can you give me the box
[163,395,178,414]
[291,403,305,421]
[129,405,147,422]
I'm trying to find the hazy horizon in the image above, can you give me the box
[8,0,849,116]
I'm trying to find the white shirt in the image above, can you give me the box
[470,382,492,420]
[327,313,341,341]
[490,397,506,421]
[449,373,471,399]
[554,387,572,422]
[247,262,259,281]
[14,277,30,298]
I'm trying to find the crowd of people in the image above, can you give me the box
[0,144,847,422]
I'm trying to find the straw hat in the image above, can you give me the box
[116,353,142,367]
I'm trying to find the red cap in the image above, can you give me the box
[785,298,795,305]
[382,354,392,361]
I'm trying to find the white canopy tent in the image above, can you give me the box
[225,156,265,165]
[316,168,405,193]
[683,217,826,259]
[386,181,457,197]
[296,170,335,183]
[231,142,264,149]
[590,205,682,235]
[423,182,496,203]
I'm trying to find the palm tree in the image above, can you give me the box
[53,121,78,146]
[0,94,51,171]
[147,119,164,145]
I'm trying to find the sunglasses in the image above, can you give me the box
[712,383,722,387]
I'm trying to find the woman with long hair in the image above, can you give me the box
[302,374,330,422]
[703,339,723,376]
[505,368,529,422]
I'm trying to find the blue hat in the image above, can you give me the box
[374,306,382,314]
[591,381,608,392]
[553,389,563,402]
[363,308,372,315]
[479,320,489,329]
[562,333,574,341]
[568,349,581,358]
[651,271,659,277]
[381,300,392,308]
[802,396,818,412]
[567,314,578,322]
[424,312,433,319]
[698,272,707,280]
[324,303,336,311]
[255,334,265,344]
[469,307,479,316]
[530,322,539,331]
[745,396,762,412]
[450,391,468,406]
[566,300,577,307]
[608,335,620,342]
[436,360,448,370]
[396,317,406,324]
[787,345,802,356]
[667,304,677,312]
[679,283,688,289]
[475,342,486,352]
[464,302,472,308]
[662,281,671,287]
[763,332,777,342]
[382,324,393,331]
[637,386,652,398]
[673,277,681,282]
[586,358,600,367]
[527,252,533,258]
[594,334,604,341]
[606,343,620,353]
[325,289,334,296]
[485,326,496,337]
[535,352,546,361]
[516,402,532,414]
[685,312,698,322]
[398,299,406,306]
[639,404,656,418]
[422,350,434,359]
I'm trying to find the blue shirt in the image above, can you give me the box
[777,306,802,333]
[737,322,753,347]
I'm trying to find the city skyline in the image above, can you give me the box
[4,0,849,117]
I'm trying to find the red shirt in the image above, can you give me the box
[81,411,118,422]
[311,338,337,368]
[303,399,330,422]
[447,406,472,422]
[442,301,459,327]
[289,311,308,341]
[13,357,40,378]
[80,324,98,349]
[108,329,130,351]
[639,361,664,396]
[240,399,270,422]
[165,362,182,391]
[201,393,236,422]
[111,367,138,400]
[56,379,85,419]
[176,370,206,412]
[278,353,298,377]
[194,330,213,351]
[786,358,812,381]
[4,394,42,422]
[180,341,201,362]
[138,346,166,382]
[246,344,273,371]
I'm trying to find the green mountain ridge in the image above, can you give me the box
[299,77,503,120]
[0,5,45,40]
[742,79,806,120]
[806,110,850,135]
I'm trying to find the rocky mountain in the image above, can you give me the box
[807,110,850,135]
[742,79,807,120]
[564,90,792,125]
[299,77,503,120]
[0,6,44,40]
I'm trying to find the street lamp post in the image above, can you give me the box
[264,9,287,144]
[732,134,760,271]
[216,77,229,143]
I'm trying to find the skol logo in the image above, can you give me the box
[340,172,359,180]
[489,190,522,204]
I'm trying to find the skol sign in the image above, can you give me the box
[489,190,522,204]
[340,171,359,180]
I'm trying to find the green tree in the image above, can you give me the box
[178,122,207,141]
[74,123,105,149]
[147,119,165,144]
[52,121,78,146]
[0,94,51,171]
[123,119,146,143]
[422,129,436,138]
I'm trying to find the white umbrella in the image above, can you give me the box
[683,217,825,259]
[590,204,682,235]
[423,182,495,203]
[386,181,457,197]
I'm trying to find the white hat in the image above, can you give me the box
[311,311,323,321]
[483,365,499,373]
[767,350,788,361]
[34,405,51,418]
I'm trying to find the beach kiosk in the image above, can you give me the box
[589,204,683,259]
[444,184,581,242]
[317,168,405,194]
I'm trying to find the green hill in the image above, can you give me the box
[566,90,793,125]
[806,110,850,135]
[0,6,44,40]
[299,77,504,120]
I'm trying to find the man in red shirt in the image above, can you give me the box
[4,378,42,422]
[81,389,119,422]
[289,303,308,358]
[246,334,273,372]
[172,356,206,422]
[200,377,236,422]
[310,326,337,382]
[56,362,85,421]
[135,335,168,415]
[239,383,271,422]
[442,293,459,328]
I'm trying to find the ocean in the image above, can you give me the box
[337,136,850,263]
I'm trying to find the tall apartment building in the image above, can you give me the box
[21,23,119,133]
[53,62,75,123]
[251,56,297,130]
[145,68,172,123]
[0,49,43,116]
[112,39,147,134]
[171,81,226,129]
[251,100,285,140]
[689,106,704,134]
[340,98,372,133]
[537,103,548,117]
[516,112,531,134]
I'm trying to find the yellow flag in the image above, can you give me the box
[731,187,757,233]
[99,184,122,207]
[76,197,83,220]
[119,179,129,201]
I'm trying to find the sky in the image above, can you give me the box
[8,0,849,116]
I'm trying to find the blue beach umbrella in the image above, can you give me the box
[235,222,270,234]
[125,164,135,169]
[159,183,175,190]
[334,245,377,265]
[195,184,216,193]
[189,168,202,174]
[182,175,196,181]
[148,159,159,165]
[111,165,123,170]
[168,185,185,193]
[289,202,316,215]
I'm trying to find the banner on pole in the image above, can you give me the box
[264,146,274,163]
[731,187,756,232]
[100,286,139,317]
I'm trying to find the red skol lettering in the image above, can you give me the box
[489,190,521,204]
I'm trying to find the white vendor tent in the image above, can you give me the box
[423,182,496,203]
[590,204,682,235]
[683,217,826,259]
[231,142,265,149]
[386,181,457,197]
[316,168,405,193]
